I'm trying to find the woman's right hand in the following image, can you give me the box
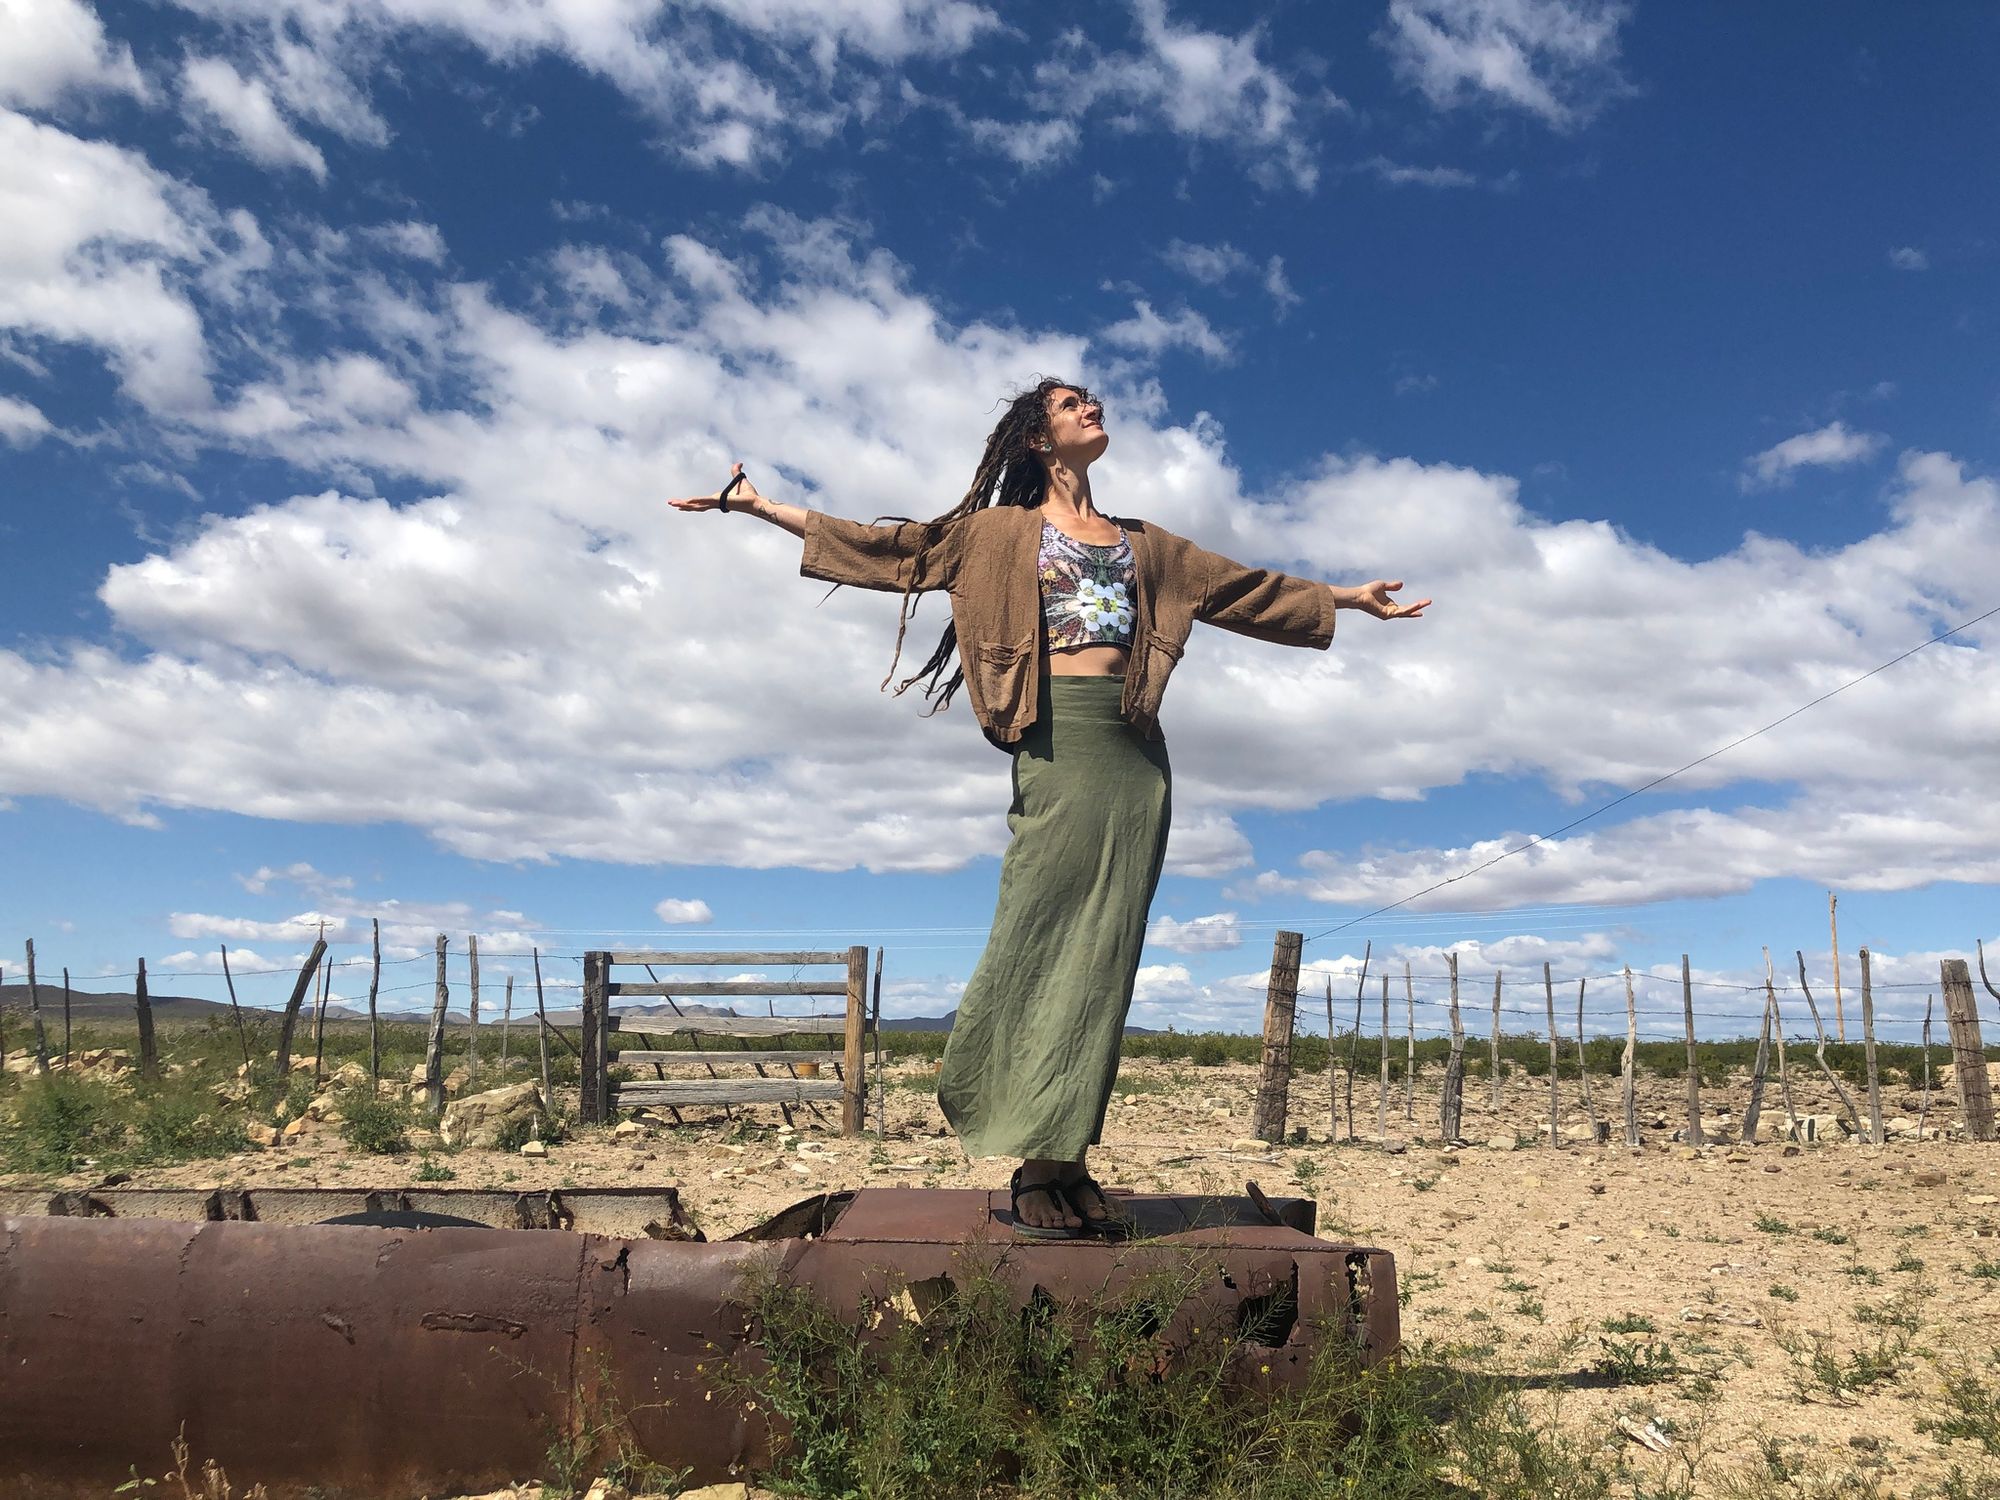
[667,462,762,513]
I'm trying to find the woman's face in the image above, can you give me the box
[1042,386,1108,464]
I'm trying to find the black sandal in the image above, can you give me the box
[1061,1172,1134,1241]
[1008,1166,1082,1240]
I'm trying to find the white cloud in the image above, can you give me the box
[1147,911,1243,952]
[0,109,220,412]
[1262,256,1299,317]
[0,0,146,110]
[1159,239,1252,285]
[170,910,350,942]
[1381,0,1633,130]
[237,862,354,896]
[1742,420,1885,490]
[1363,155,1478,188]
[1888,246,1928,272]
[0,392,52,445]
[654,898,715,924]
[181,55,329,178]
[1096,299,1233,363]
[963,115,1078,167]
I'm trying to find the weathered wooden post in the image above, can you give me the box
[872,947,886,1141]
[532,946,552,1105]
[1620,965,1638,1146]
[842,944,868,1136]
[1323,974,1338,1142]
[60,967,71,1071]
[1575,977,1598,1140]
[1766,949,1800,1139]
[1252,930,1303,1144]
[466,934,481,1083]
[1743,989,1773,1144]
[1681,955,1702,1146]
[1918,994,1934,1138]
[25,940,49,1076]
[1796,950,1862,1134]
[1489,969,1503,1110]
[1830,892,1846,1042]
[500,974,514,1075]
[1403,962,1416,1124]
[1542,962,1561,1148]
[1860,947,1882,1144]
[275,938,328,1078]
[134,956,158,1081]
[366,918,381,1083]
[220,944,250,1068]
[423,934,449,1116]
[1377,972,1390,1146]
[579,950,607,1124]
[310,940,331,1084]
[1439,952,1465,1141]
[1940,958,1994,1141]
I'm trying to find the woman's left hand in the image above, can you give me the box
[1342,580,1430,620]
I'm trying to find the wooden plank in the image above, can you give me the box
[842,945,868,1136]
[1251,931,1303,1143]
[607,980,851,997]
[1941,958,1994,1142]
[613,1078,845,1107]
[605,950,847,966]
[611,1014,849,1037]
[610,1049,844,1067]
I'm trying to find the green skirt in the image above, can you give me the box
[938,675,1172,1161]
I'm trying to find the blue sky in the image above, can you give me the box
[2,0,1997,1045]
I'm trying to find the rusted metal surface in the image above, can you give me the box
[0,1186,1396,1498]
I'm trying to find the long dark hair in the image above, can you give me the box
[881,376,1098,714]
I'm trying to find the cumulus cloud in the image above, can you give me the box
[0,393,53,446]
[654,898,715,924]
[1888,246,1928,271]
[1147,911,1243,952]
[181,54,329,178]
[237,862,354,896]
[0,0,146,110]
[1381,0,1633,130]
[1097,299,1233,363]
[1742,420,1885,490]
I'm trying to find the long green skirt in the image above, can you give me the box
[938,675,1172,1161]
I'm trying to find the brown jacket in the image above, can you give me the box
[800,502,1338,744]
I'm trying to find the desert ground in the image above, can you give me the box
[9,1039,1999,1498]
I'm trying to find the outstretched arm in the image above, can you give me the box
[668,464,807,537]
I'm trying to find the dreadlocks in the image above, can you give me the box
[879,376,1099,714]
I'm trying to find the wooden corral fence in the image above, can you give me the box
[1250,930,1998,1150]
[579,947,874,1134]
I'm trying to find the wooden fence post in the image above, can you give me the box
[367,919,381,1083]
[423,934,449,1116]
[1765,949,1799,1139]
[532,946,552,1105]
[220,944,250,1068]
[135,956,158,1081]
[25,940,49,1075]
[500,974,514,1075]
[61,967,71,1071]
[466,934,481,1084]
[1345,956,1367,1142]
[1940,958,1994,1142]
[1860,947,1882,1144]
[1796,951,1862,1134]
[872,947,886,1141]
[275,938,328,1078]
[1681,955,1702,1146]
[579,950,607,1124]
[1542,962,1560,1148]
[1323,975,1338,1142]
[1620,965,1638,1147]
[310,938,331,1084]
[1918,994,1934,1138]
[1439,952,1465,1141]
[1489,969,1503,1110]
[1252,930,1303,1144]
[842,944,868,1136]
[1743,988,1773,1144]
[1403,962,1416,1124]
[1377,973,1390,1146]
[1575,977,1598,1140]
[1830,892,1846,1042]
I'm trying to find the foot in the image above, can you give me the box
[1058,1159,1132,1238]
[1014,1157,1081,1233]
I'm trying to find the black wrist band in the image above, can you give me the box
[717,470,750,514]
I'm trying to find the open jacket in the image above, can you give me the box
[800,502,1339,745]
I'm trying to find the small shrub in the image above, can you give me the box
[337,1092,411,1155]
[133,1092,245,1164]
[414,1153,456,1182]
[1754,1214,1794,1236]
[1189,1036,1228,1067]
[4,1076,115,1173]
[1603,1314,1658,1335]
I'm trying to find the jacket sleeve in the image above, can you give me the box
[1188,540,1339,649]
[798,510,959,594]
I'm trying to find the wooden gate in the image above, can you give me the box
[579,948,873,1134]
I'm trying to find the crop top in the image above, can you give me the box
[1038,520,1136,651]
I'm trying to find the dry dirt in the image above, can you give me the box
[22,1056,2000,1496]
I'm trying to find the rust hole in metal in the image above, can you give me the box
[1235,1262,1299,1349]
[1343,1251,1371,1339]
[419,1312,527,1339]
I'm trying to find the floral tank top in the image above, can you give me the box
[1038,520,1136,651]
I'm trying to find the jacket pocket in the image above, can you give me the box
[973,638,1034,729]
[1132,630,1184,729]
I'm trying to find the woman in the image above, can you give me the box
[672,378,1427,1237]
